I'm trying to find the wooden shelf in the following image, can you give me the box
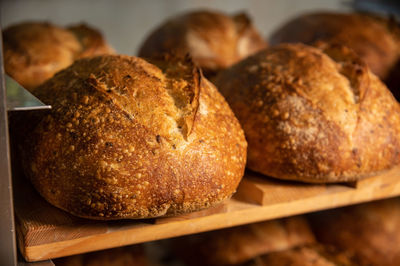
[15,166,400,262]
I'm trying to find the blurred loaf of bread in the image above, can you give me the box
[3,21,114,90]
[173,216,315,265]
[308,197,400,266]
[53,245,148,266]
[138,9,267,77]
[248,244,363,266]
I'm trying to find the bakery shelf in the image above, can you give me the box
[15,165,400,262]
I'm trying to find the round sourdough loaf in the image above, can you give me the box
[215,43,400,182]
[23,55,247,219]
[3,22,114,91]
[269,12,400,83]
[138,10,267,77]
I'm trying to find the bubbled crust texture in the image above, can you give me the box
[138,10,267,76]
[215,43,400,182]
[269,12,400,80]
[23,55,247,219]
[3,22,114,91]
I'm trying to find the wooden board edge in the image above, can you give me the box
[20,183,400,262]
[234,177,265,204]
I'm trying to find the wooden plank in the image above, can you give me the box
[15,166,400,262]
[234,171,327,205]
[346,171,389,189]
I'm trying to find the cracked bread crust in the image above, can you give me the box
[269,12,400,81]
[3,22,114,91]
[138,10,267,77]
[215,43,400,182]
[23,55,247,219]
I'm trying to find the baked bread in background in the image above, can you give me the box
[269,12,400,99]
[138,9,267,78]
[172,216,315,265]
[215,43,400,182]
[308,197,400,266]
[22,54,247,219]
[53,245,148,266]
[3,21,114,91]
[67,24,114,58]
[248,244,363,266]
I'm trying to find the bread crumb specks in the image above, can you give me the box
[23,55,247,219]
[215,43,400,182]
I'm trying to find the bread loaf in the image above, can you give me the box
[215,43,400,182]
[3,22,114,90]
[54,245,148,266]
[23,55,247,219]
[173,216,315,265]
[67,24,114,58]
[308,198,400,266]
[269,12,400,98]
[138,10,267,77]
[250,244,362,266]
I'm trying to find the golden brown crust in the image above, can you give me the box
[3,21,114,91]
[67,23,115,58]
[22,55,247,219]
[269,12,400,80]
[138,10,267,77]
[173,216,315,265]
[308,198,400,266]
[215,43,400,182]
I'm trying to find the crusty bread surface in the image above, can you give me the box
[215,43,400,182]
[270,12,400,81]
[138,10,267,77]
[3,22,114,90]
[22,55,247,219]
